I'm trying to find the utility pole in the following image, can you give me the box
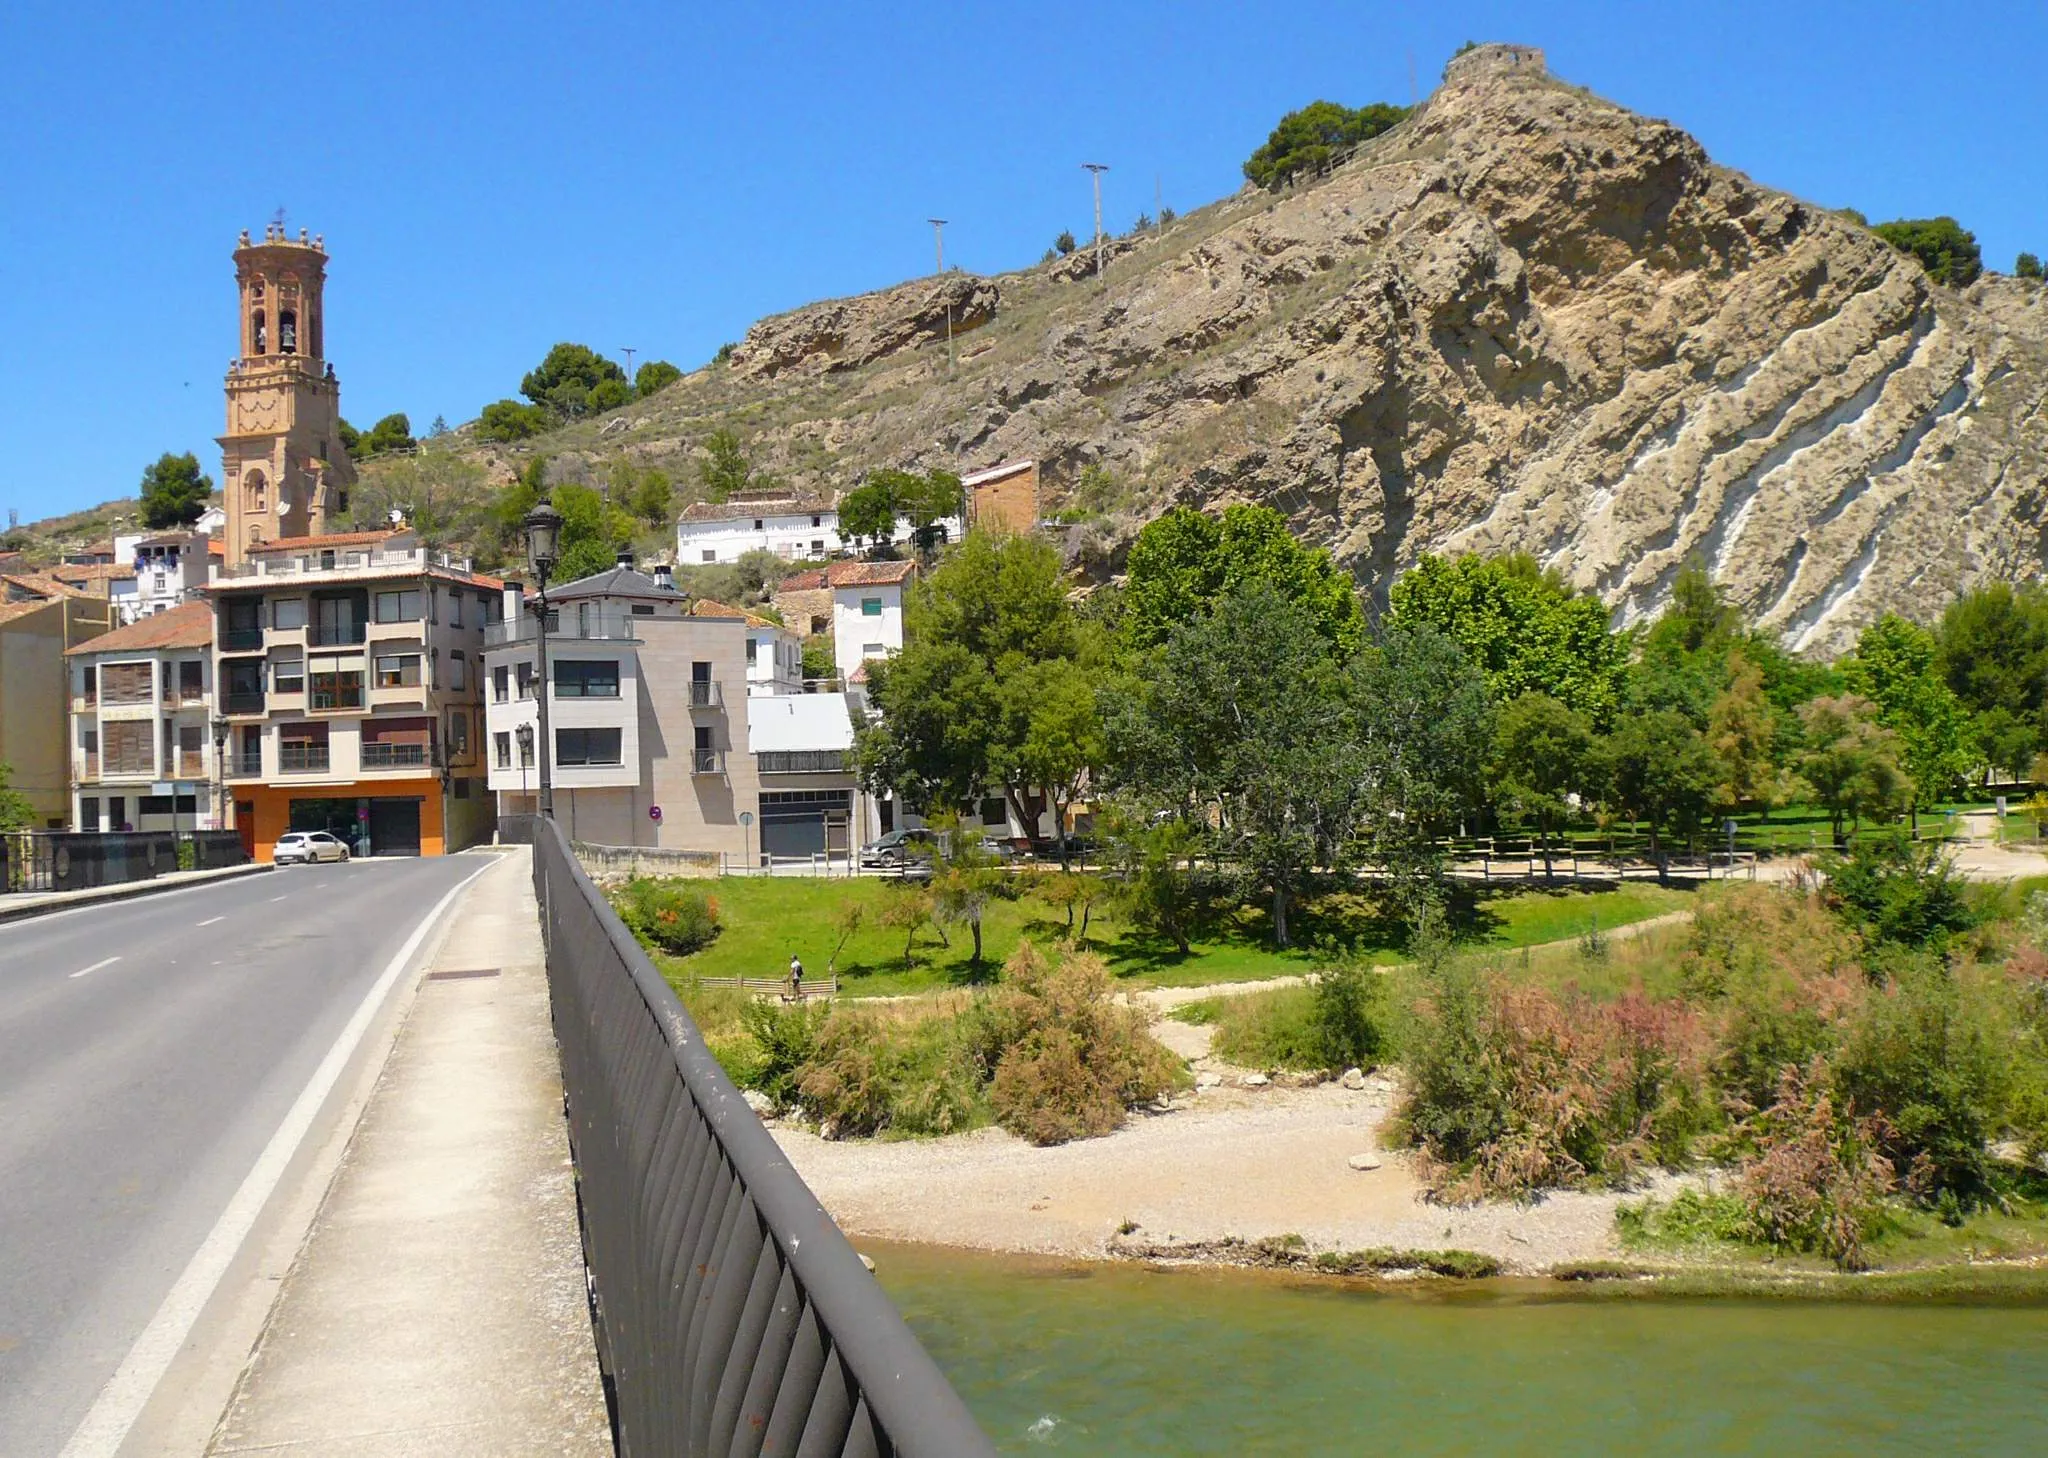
[1155,173,1163,231]
[620,346,636,381]
[1083,163,1109,279]
[928,218,954,369]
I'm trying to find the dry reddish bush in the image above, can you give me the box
[986,943,1182,1146]
[1734,1062,1895,1270]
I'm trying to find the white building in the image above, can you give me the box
[676,489,963,566]
[67,600,221,831]
[774,558,918,685]
[687,598,803,695]
[113,529,214,622]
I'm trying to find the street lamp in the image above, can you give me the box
[523,498,563,819]
[515,721,534,807]
[210,715,229,831]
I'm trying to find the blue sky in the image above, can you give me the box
[3,0,2044,527]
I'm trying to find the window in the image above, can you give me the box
[556,727,622,766]
[631,603,655,616]
[105,720,153,775]
[448,711,470,756]
[374,589,424,623]
[450,591,464,627]
[449,651,468,691]
[311,670,364,710]
[515,661,535,699]
[494,731,511,769]
[178,660,203,699]
[752,518,764,530]
[863,643,885,658]
[79,796,99,830]
[811,515,822,527]
[312,593,362,645]
[454,777,473,799]
[701,550,716,563]
[375,654,421,688]
[273,597,307,630]
[273,654,305,694]
[746,637,758,664]
[811,540,824,556]
[554,659,620,698]
[492,665,509,703]
[319,549,335,570]
[861,597,883,617]
[980,797,1008,826]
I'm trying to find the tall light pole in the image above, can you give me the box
[523,498,563,819]
[928,218,953,369]
[621,346,636,381]
[1083,163,1110,279]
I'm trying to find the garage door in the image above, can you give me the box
[368,797,423,857]
[759,790,850,861]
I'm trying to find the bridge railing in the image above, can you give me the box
[526,814,996,1458]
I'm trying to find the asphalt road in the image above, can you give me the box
[0,855,482,1456]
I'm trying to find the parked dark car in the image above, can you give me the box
[1030,833,1095,862]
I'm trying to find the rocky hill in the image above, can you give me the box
[33,45,2043,653]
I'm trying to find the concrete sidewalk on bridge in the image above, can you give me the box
[205,848,611,1457]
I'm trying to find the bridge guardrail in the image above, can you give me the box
[526,814,996,1458]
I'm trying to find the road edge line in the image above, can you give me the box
[55,858,497,1458]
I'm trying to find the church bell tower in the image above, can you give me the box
[218,223,356,565]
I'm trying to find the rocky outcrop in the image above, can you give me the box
[509,44,2048,653]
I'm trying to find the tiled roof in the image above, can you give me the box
[2,572,94,602]
[823,558,916,587]
[247,528,409,554]
[960,459,1036,486]
[778,569,827,591]
[0,598,59,627]
[65,600,213,655]
[51,562,136,583]
[689,598,782,631]
[678,496,834,524]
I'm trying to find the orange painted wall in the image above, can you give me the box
[240,778,447,861]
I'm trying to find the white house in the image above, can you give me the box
[676,488,964,566]
[775,558,918,685]
[687,597,803,694]
[113,529,213,622]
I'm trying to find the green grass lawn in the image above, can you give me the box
[648,875,1697,1000]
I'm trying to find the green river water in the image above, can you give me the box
[873,1243,2048,1456]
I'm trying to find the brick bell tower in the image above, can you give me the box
[218,222,356,565]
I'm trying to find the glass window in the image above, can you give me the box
[746,637,758,664]
[492,664,509,703]
[554,659,620,698]
[861,597,883,616]
[701,550,716,563]
[273,654,305,694]
[556,727,622,766]
[312,594,362,644]
[273,597,307,629]
[179,659,204,697]
[310,670,364,710]
[374,589,424,623]
[494,732,511,769]
[450,591,464,627]
[375,654,421,688]
[863,642,885,657]
[450,651,467,692]
[515,661,535,698]
[448,711,470,754]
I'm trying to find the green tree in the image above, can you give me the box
[1387,552,1629,724]
[994,656,1105,869]
[608,460,673,525]
[698,427,754,502]
[476,399,551,442]
[1123,503,1365,652]
[0,762,34,832]
[1844,613,1972,823]
[1631,563,1746,725]
[347,450,489,548]
[2018,253,2045,281]
[1054,230,1077,255]
[1243,100,1409,190]
[1872,217,1983,286]
[1708,651,1780,815]
[550,483,636,582]
[1972,706,2038,784]
[588,376,632,413]
[1603,709,1718,877]
[634,359,683,396]
[520,342,627,417]
[138,451,213,529]
[1797,695,1910,847]
[357,412,414,457]
[930,823,1012,967]
[1491,692,1595,880]
[337,418,362,456]
[836,479,897,545]
[1934,581,2048,722]
[800,635,835,683]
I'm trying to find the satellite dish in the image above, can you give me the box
[388,507,405,525]
[276,498,291,516]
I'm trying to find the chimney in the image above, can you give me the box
[653,562,675,592]
[616,547,636,570]
[502,582,524,620]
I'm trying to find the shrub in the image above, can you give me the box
[1830,959,2014,1208]
[476,398,551,442]
[793,1008,982,1138]
[2018,252,2044,281]
[1734,1063,1895,1270]
[1616,1189,1749,1249]
[1823,834,1976,949]
[1307,961,1389,1069]
[740,999,825,1109]
[612,876,721,954]
[1872,216,1982,287]
[985,944,1183,1145]
[1243,100,1409,190]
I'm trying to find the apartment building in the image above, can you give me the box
[773,558,918,684]
[204,527,496,860]
[675,489,962,565]
[482,564,874,859]
[65,601,219,832]
[1,579,115,826]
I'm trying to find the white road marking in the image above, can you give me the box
[56,859,496,1458]
[69,956,120,980]
[195,916,225,927]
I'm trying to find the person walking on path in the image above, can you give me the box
[787,954,805,1003]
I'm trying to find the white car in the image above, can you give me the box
[274,830,350,865]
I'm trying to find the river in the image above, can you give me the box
[874,1242,2048,1456]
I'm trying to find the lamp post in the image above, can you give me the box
[210,715,229,831]
[515,721,534,808]
[523,498,563,819]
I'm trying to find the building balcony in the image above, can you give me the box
[227,749,264,778]
[222,690,266,715]
[361,742,432,770]
[692,748,725,775]
[688,681,723,710]
[310,622,368,647]
[485,610,644,648]
[278,744,332,774]
[175,751,206,779]
[221,627,265,652]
